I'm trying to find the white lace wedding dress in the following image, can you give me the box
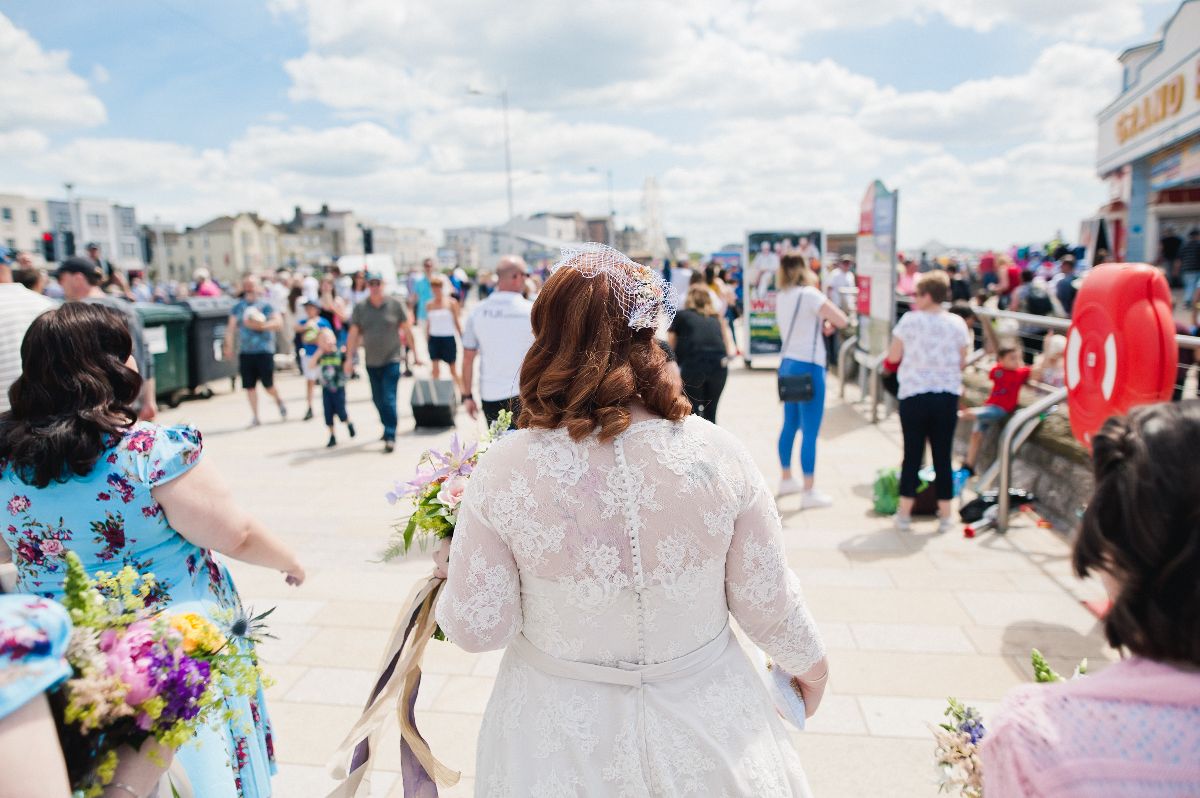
[436,415,825,797]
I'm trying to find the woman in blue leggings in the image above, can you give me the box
[775,253,849,508]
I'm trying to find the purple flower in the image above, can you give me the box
[6,496,30,516]
[150,648,211,725]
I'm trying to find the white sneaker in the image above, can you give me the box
[778,478,803,497]
[893,513,912,532]
[938,515,957,534]
[801,490,833,509]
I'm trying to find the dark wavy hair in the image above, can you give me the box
[0,303,141,487]
[519,266,690,440]
[1073,401,1200,666]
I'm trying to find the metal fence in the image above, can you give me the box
[837,297,1199,533]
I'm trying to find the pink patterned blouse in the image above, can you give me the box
[982,657,1200,797]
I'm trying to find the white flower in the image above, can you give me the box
[437,475,468,510]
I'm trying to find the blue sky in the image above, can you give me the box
[0,0,1184,251]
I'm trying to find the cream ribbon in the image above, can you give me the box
[325,576,460,797]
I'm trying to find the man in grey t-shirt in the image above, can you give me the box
[344,272,422,452]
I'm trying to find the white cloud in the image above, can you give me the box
[1,2,1146,253]
[858,43,1120,145]
[0,12,106,132]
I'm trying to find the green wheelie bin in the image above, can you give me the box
[136,303,192,408]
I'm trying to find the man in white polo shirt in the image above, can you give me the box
[462,255,534,426]
[0,249,54,413]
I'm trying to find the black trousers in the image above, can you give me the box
[680,356,728,423]
[482,397,521,428]
[898,392,958,500]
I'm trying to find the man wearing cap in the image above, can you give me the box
[344,272,422,453]
[224,275,287,426]
[0,248,54,414]
[86,242,113,279]
[461,255,535,426]
[56,256,157,420]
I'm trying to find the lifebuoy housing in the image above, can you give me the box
[1065,263,1176,448]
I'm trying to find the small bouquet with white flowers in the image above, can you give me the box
[931,649,1086,797]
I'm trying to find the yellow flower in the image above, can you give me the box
[169,612,225,655]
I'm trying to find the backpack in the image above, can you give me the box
[1023,285,1054,316]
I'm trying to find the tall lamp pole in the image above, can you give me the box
[589,166,616,246]
[468,87,514,225]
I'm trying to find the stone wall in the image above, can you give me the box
[955,372,1092,533]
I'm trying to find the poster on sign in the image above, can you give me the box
[855,180,899,357]
[743,230,823,364]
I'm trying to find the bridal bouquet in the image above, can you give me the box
[55,552,267,797]
[382,409,512,563]
[328,412,512,798]
[932,649,1086,797]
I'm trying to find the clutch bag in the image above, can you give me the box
[752,647,806,730]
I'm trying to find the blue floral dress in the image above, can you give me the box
[0,594,71,720]
[0,423,276,798]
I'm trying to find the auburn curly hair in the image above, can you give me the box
[1073,401,1200,666]
[519,265,690,440]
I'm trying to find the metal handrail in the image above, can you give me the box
[837,335,859,397]
[965,304,1200,350]
[995,386,1068,534]
[970,305,1071,331]
[853,349,886,423]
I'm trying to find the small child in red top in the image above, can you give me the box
[962,346,1039,474]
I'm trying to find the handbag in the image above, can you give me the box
[751,647,806,730]
[777,292,822,403]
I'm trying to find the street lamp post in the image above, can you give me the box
[589,166,616,246]
[467,87,515,226]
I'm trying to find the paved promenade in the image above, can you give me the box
[158,363,1114,797]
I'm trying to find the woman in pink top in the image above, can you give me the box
[981,402,1200,797]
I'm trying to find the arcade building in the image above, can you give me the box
[1096,0,1200,263]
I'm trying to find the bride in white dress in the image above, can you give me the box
[436,244,829,797]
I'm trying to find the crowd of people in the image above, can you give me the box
[0,236,1198,796]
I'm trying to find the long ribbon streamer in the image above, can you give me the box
[325,576,460,797]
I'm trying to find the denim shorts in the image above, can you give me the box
[973,403,1008,433]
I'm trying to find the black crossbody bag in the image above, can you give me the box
[776,292,821,403]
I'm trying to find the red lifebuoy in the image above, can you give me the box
[1066,263,1176,448]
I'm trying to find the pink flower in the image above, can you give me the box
[100,623,160,706]
[436,475,468,510]
[6,496,29,516]
[39,539,65,557]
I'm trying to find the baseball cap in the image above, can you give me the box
[365,271,383,282]
[56,256,102,280]
[85,241,101,251]
[302,298,320,308]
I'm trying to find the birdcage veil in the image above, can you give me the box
[549,243,676,330]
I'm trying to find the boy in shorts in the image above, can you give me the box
[961,346,1041,475]
[309,328,356,448]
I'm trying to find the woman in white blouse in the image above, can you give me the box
[437,244,829,797]
[884,271,970,532]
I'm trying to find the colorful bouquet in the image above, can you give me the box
[55,551,268,797]
[932,649,1086,797]
[329,412,512,797]
[381,410,512,562]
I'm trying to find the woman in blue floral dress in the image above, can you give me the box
[0,303,305,798]
[0,594,73,797]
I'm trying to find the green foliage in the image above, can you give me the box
[1031,648,1087,683]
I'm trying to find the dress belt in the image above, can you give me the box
[508,623,732,687]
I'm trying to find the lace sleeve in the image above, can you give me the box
[724,459,825,674]
[435,473,522,653]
